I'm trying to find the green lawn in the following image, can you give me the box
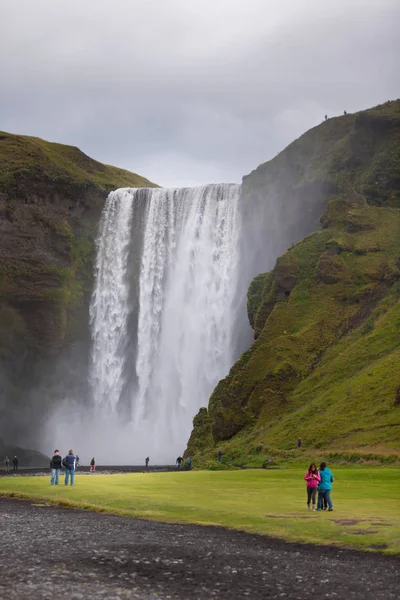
[1,469,399,554]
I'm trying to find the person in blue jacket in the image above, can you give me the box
[317,462,334,511]
[63,449,76,486]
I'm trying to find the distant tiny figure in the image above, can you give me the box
[217,449,223,463]
[50,449,62,485]
[176,456,183,470]
[344,110,347,115]
[317,462,334,511]
[76,455,80,469]
[145,456,149,468]
[304,463,320,511]
[4,456,10,472]
[90,457,96,472]
[324,115,328,121]
[63,449,76,485]
[186,457,192,470]
[12,456,18,471]
[297,437,302,448]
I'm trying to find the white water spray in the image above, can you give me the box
[89,184,240,460]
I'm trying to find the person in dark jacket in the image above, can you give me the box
[317,462,334,511]
[63,449,76,485]
[50,449,62,485]
[176,456,183,470]
[90,457,96,472]
[145,457,149,469]
[217,449,223,463]
[12,456,18,471]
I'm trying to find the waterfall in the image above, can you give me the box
[89,184,240,460]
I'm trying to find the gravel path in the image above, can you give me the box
[0,498,398,599]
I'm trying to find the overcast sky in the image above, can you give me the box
[1,0,399,187]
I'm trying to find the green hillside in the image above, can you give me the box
[187,100,400,466]
[0,130,156,192]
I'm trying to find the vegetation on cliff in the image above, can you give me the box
[0,131,156,193]
[0,131,158,438]
[186,100,400,465]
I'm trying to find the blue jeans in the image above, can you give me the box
[64,469,75,485]
[318,489,333,510]
[50,468,60,485]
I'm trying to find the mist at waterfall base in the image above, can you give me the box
[42,184,246,464]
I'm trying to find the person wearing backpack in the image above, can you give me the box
[50,449,62,485]
[63,449,76,485]
[304,463,320,511]
[317,462,334,511]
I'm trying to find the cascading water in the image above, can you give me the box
[89,184,241,460]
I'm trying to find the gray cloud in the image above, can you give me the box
[1,0,399,186]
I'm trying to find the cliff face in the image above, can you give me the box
[0,131,157,440]
[187,100,400,463]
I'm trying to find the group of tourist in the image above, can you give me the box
[50,450,96,486]
[3,456,18,472]
[304,462,334,511]
[176,456,192,469]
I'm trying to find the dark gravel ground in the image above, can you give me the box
[0,498,399,600]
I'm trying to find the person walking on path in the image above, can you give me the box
[145,457,149,469]
[63,449,76,485]
[176,456,183,470]
[50,449,62,485]
[217,449,223,463]
[317,462,334,511]
[304,463,320,511]
[90,457,96,472]
[4,456,10,472]
[12,456,18,471]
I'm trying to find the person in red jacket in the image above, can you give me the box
[304,463,321,511]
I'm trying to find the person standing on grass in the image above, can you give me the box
[4,456,10,472]
[297,437,302,449]
[217,449,223,463]
[50,449,62,485]
[304,463,320,511]
[176,456,183,470]
[63,449,76,485]
[90,457,96,472]
[317,462,334,511]
[145,457,149,469]
[12,456,18,471]
[186,457,192,470]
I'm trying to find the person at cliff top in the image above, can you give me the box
[317,462,334,511]
[50,449,62,485]
[145,457,149,468]
[12,456,18,471]
[90,457,96,472]
[304,463,321,511]
[176,456,183,470]
[4,456,10,472]
[63,449,76,485]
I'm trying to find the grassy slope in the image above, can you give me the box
[0,130,157,191]
[0,131,158,359]
[187,100,400,464]
[1,469,399,553]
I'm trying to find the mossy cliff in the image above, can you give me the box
[187,100,400,463]
[0,131,157,433]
